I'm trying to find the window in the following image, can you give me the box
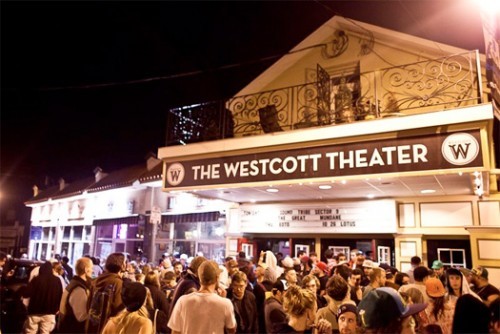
[437,248,466,268]
[378,246,391,265]
[329,246,350,257]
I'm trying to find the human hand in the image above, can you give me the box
[315,319,332,334]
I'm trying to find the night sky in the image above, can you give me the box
[1,1,485,221]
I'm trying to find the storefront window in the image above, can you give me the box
[84,226,92,241]
[73,226,83,240]
[63,227,71,239]
[97,225,113,239]
[174,222,197,239]
[199,221,225,240]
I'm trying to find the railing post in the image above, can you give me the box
[475,50,484,104]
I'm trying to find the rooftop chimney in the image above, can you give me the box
[58,178,66,191]
[93,167,107,183]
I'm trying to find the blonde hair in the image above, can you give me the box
[283,285,316,317]
[301,274,320,289]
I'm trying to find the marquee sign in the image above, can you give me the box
[239,200,397,234]
[163,130,483,189]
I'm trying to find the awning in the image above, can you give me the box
[161,211,220,224]
[93,215,144,227]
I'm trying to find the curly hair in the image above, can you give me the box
[283,285,316,317]
[301,274,320,289]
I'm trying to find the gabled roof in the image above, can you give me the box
[237,16,481,96]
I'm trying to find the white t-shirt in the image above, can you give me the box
[168,292,236,334]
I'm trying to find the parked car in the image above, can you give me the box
[1,258,43,333]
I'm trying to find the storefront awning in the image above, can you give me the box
[161,211,220,224]
[93,215,144,227]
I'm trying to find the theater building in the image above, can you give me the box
[159,17,500,286]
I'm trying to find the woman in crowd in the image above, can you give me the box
[301,274,327,309]
[445,267,481,303]
[102,281,153,334]
[418,278,455,334]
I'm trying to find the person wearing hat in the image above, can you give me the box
[102,281,152,334]
[360,259,378,287]
[336,303,359,334]
[431,260,446,287]
[312,261,329,295]
[469,266,499,307]
[445,268,482,303]
[168,260,237,334]
[419,277,455,334]
[358,287,427,333]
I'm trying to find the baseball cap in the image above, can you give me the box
[425,277,446,298]
[471,266,489,279]
[316,261,328,273]
[337,303,358,320]
[431,260,443,269]
[358,287,427,328]
[362,260,378,268]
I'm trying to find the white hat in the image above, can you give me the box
[282,256,294,269]
[362,260,379,268]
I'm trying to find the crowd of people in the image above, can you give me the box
[0,249,499,334]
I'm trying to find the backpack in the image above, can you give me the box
[88,283,116,334]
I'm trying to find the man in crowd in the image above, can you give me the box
[58,257,93,333]
[362,267,386,297]
[399,265,430,303]
[227,271,259,333]
[469,266,499,307]
[431,260,446,286]
[349,268,364,305]
[168,260,236,334]
[264,280,287,334]
[407,256,421,283]
[336,303,359,334]
[312,261,329,295]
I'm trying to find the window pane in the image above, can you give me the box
[73,226,83,239]
[452,250,465,266]
[438,249,451,263]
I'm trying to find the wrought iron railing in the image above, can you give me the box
[166,50,483,145]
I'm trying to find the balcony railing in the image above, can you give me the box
[166,50,483,146]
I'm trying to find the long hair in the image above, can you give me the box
[430,295,445,319]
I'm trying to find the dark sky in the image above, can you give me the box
[1,1,485,218]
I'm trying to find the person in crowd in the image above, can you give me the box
[226,271,259,333]
[395,272,410,287]
[58,257,93,333]
[418,277,455,334]
[364,251,373,261]
[431,260,446,286]
[309,252,318,266]
[348,249,360,269]
[312,261,329,296]
[332,262,351,282]
[360,260,376,287]
[300,256,313,277]
[348,268,363,305]
[469,266,499,307]
[237,251,250,269]
[61,256,74,281]
[399,266,430,303]
[279,267,299,291]
[358,287,427,333]
[160,270,177,303]
[102,281,153,334]
[275,285,332,334]
[144,271,169,323]
[489,297,500,333]
[407,256,422,284]
[168,260,237,334]
[23,261,64,334]
[91,256,103,279]
[172,261,183,282]
[135,272,146,284]
[362,267,386,298]
[302,274,327,309]
[316,275,355,331]
[92,252,128,320]
[445,267,481,303]
[167,256,207,321]
[264,280,287,334]
[451,293,490,334]
[384,269,400,290]
[226,258,240,282]
[0,251,14,283]
[53,261,69,287]
[159,257,173,275]
[336,303,359,334]
[324,248,336,274]
[258,250,279,284]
